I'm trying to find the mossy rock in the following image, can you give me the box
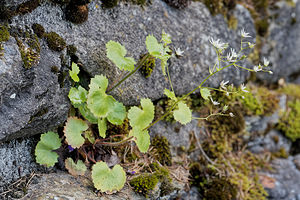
[32,23,45,38]
[66,4,89,24]
[45,32,66,52]
[0,25,10,42]
[278,100,300,142]
[151,135,172,166]
[129,174,159,197]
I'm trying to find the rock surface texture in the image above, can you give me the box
[259,1,300,83]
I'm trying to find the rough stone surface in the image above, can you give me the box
[261,156,300,200]
[22,171,188,200]
[248,129,292,154]
[10,0,254,106]
[0,136,46,193]
[0,36,70,142]
[259,1,300,83]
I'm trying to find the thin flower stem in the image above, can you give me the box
[107,54,151,93]
[95,136,134,147]
[166,64,174,92]
[192,113,230,121]
[233,64,254,72]
[143,62,237,131]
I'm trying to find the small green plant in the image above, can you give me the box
[35,29,272,194]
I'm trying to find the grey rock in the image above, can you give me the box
[10,0,254,106]
[0,136,45,193]
[262,156,300,200]
[0,36,70,142]
[258,1,300,83]
[248,130,291,154]
[176,187,202,200]
[245,95,286,134]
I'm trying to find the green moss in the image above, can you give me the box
[16,0,40,15]
[140,54,156,78]
[32,23,45,38]
[151,135,172,166]
[272,147,289,158]
[227,15,238,30]
[67,45,77,56]
[45,32,66,52]
[278,84,300,99]
[66,4,89,24]
[255,18,269,37]
[204,177,238,200]
[101,0,119,8]
[278,100,300,142]
[0,25,10,42]
[0,43,3,57]
[15,32,40,69]
[51,66,60,73]
[129,174,159,197]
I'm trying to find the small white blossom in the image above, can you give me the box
[253,65,262,72]
[263,57,270,66]
[175,48,184,57]
[229,112,235,117]
[240,84,248,93]
[240,28,251,38]
[230,48,238,58]
[269,71,273,74]
[226,53,235,62]
[226,92,229,96]
[210,97,220,106]
[220,80,229,90]
[10,93,16,99]
[209,37,228,50]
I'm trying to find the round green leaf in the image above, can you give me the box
[78,103,98,124]
[146,35,163,57]
[68,86,87,107]
[128,98,154,130]
[35,131,61,167]
[98,118,107,138]
[89,75,108,91]
[69,62,80,82]
[87,90,115,118]
[107,101,126,125]
[130,128,150,153]
[173,102,192,125]
[92,162,126,192]
[65,158,87,177]
[64,117,89,148]
[106,41,136,72]
[200,88,211,101]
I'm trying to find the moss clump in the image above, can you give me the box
[272,147,289,158]
[16,0,40,15]
[129,174,159,197]
[255,18,269,37]
[151,135,172,166]
[15,32,40,69]
[45,32,66,52]
[204,177,238,200]
[66,4,89,24]
[101,0,119,8]
[278,100,300,142]
[278,84,300,99]
[140,54,156,78]
[67,45,77,56]
[32,23,45,38]
[0,25,10,42]
[201,0,236,16]
[51,0,71,4]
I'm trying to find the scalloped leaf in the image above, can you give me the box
[64,117,89,148]
[92,162,126,192]
[128,98,154,130]
[98,118,107,138]
[87,90,115,118]
[173,102,192,125]
[69,62,80,82]
[78,103,98,124]
[146,35,163,58]
[107,101,126,125]
[106,41,136,72]
[89,75,108,91]
[35,131,61,167]
[200,88,211,101]
[164,88,177,101]
[129,128,150,153]
[65,158,87,176]
[68,86,87,107]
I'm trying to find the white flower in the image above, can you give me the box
[230,48,238,58]
[175,48,184,57]
[226,53,235,62]
[210,97,220,106]
[240,84,248,93]
[240,28,251,38]
[220,80,229,90]
[269,71,273,74]
[10,93,16,99]
[253,65,262,72]
[263,57,270,66]
[229,112,235,117]
[226,92,229,96]
[209,37,228,50]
